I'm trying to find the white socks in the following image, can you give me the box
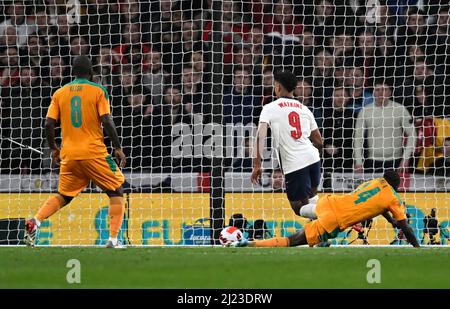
[309,195,319,205]
[300,203,317,219]
[108,237,118,245]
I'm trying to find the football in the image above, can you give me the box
[219,226,243,245]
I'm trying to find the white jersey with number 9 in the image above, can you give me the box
[259,97,320,175]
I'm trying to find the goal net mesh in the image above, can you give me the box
[0,0,449,246]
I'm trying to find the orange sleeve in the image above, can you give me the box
[388,198,407,221]
[46,93,60,120]
[97,89,111,117]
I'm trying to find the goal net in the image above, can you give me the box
[0,0,449,246]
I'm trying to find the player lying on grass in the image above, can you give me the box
[252,71,323,220]
[232,170,420,248]
[24,56,127,248]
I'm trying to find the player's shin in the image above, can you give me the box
[108,196,125,242]
[299,203,317,219]
[253,237,290,247]
[35,194,66,222]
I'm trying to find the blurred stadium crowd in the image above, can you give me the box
[1,0,450,177]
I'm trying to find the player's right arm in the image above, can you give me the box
[251,121,268,185]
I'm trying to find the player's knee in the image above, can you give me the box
[290,202,301,216]
[106,186,124,198]
[58,194,73,206]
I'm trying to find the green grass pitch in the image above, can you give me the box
[1,247,449,288]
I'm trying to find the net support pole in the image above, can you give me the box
[210,0,225,245]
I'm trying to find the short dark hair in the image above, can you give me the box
[274,71,297,92]
[72,55,92,78]
[383,170,400,191]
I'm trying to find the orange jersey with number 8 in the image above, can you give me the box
[47,78,110,160]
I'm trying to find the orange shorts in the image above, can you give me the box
[58,155,125,197]
[304,195,340,246]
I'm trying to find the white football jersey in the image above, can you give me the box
[259,97,320,174]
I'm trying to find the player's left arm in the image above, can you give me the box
[307,109,323,151]
[388,197,420,248]
[397,219,420,248]
[310,129,323,152]
[251,121,268,185]
[382,211,397,228]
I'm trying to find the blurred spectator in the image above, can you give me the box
[47,56,69,90]
[151,86,194,169]
[0,1,36,46]
[271,168,285,192]
[0,46,20,87]
[354,30,376,89]
[19,35,49,73]
[94,47,117,90]
[354,81,415,173]
[181,65,208,116]
[263,0,302,38]
[142,50,167,107]
[429,138,450,177]
[332,31,356,68]
[394,59,446,115]
[293,28,315,78]
[294,78,314,108]
[34,7,51,40]
[119,0,142,25]
[261,68,274,106]
[374,35,400,84]
[43,0,61,25]
[0,26,18,51]
[111,64,151,168]
[223,66,261,125]
[48,14,70,58]
[322,87,355,174]
[312,49,334,108]
[113,23,150,66]
[85,0,121,49]
[344,67,373,112]
[411,84,434,118]
[311,0,352,46]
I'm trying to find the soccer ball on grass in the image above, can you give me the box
[219,226,243,246]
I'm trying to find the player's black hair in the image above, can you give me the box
[383,170,400,191]
[274,71,297,93]
[72,55,93,78]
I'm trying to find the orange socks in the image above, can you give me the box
[253,237,290,247]
[108,198,124,238]
[35,195,66,222]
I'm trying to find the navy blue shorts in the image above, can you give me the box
[284,161,321,202]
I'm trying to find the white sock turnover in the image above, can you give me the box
[299,203,317,220]
[309,195,319,205]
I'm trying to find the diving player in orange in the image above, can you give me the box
[231,170,420,248]
[24,56,127,248]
